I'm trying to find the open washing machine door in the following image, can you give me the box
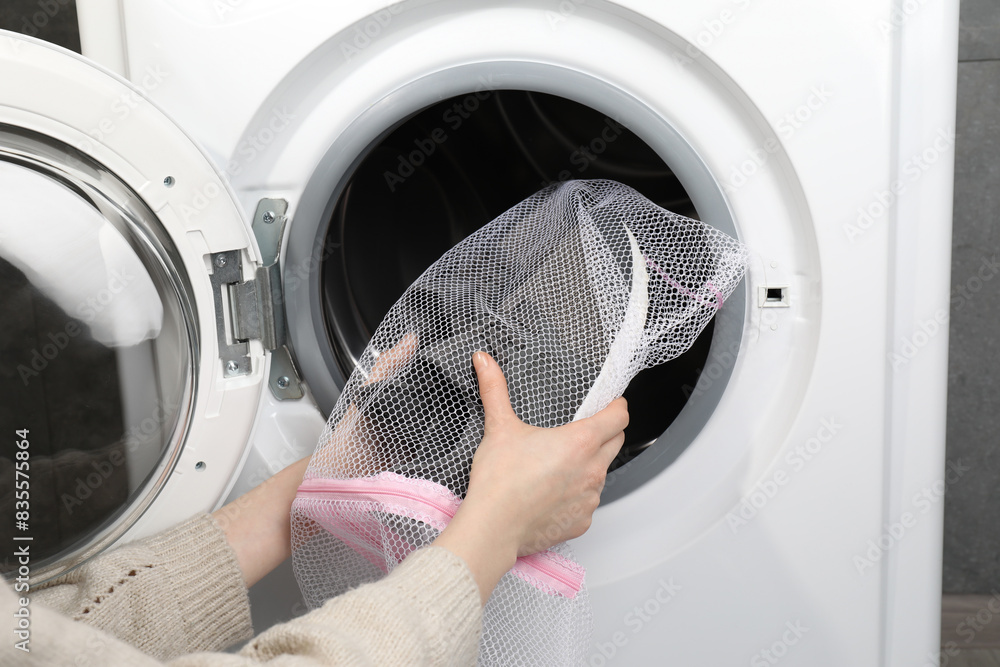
[49,2,956,662]
[0,32,283,584]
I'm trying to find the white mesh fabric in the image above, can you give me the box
[292,179,749,665]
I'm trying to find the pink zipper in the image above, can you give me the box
[514,550,586,597]
[644,254,724,311]
[296,473,585,598]
[297,474,462,526]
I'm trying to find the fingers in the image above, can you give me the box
[578,396,629,446]
[596,431,626,469]
[473,351,517,428]
[325,332,416,449]
[366,332,418,385]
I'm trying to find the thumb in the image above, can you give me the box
[473,351,516,429]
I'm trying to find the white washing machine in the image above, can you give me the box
[0,0,957,664]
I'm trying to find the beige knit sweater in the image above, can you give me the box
[0,513,482,666]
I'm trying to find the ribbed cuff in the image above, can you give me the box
[388,546,483,665]
[139,513,253,654]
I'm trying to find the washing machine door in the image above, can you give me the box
[0,33,271,584]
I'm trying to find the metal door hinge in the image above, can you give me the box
[211,199,304,399]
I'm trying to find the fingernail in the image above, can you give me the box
[473,351,488,370]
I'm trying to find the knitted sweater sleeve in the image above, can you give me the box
[1,513,482,666]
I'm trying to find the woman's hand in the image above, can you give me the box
[434,351,628,605]
[213,333,420,588]
[215,342,627,597]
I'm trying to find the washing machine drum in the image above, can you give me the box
[291,179,748,665]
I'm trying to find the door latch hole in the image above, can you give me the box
[759,285,789,307]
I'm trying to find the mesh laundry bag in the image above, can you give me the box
[291,179,748,665]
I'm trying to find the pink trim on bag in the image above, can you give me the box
[296,472,586,598]
[644,254,724,311]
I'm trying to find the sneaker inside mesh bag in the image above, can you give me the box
[291,179,749,665]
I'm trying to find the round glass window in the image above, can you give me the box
[0,131,196,579]
[320,91,714,471]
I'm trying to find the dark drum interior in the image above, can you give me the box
[320,90,713,470]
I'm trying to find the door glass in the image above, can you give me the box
[0,158,191,575]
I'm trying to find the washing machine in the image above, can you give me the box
[0,0,957,664]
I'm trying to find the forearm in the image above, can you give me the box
[212,457,310,588]
[236,546,482,666]
[11,539,481,666]
[30,514,251,660]
[432,493,518,606]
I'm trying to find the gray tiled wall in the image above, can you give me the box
[0,0,996,594]
[960,0,1000,61]
[943,0,1000,596]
